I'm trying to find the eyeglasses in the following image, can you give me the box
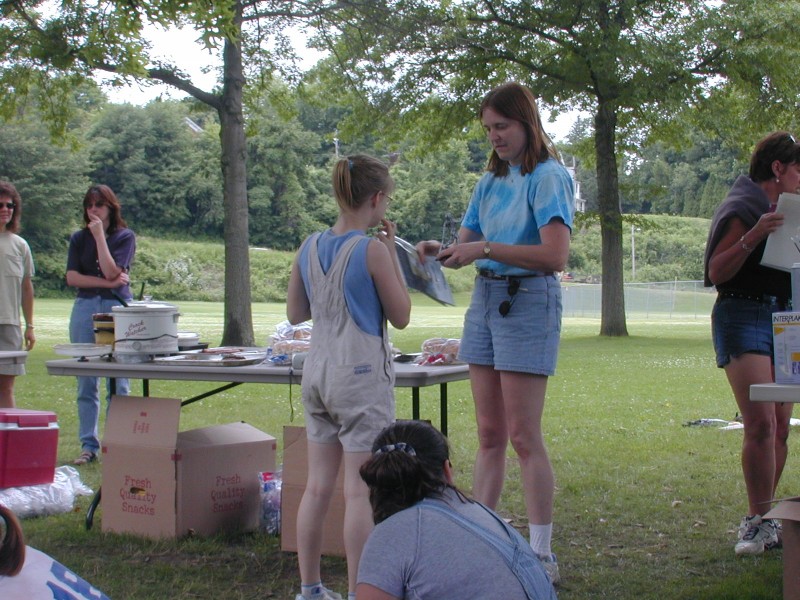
[789,134,797,144]
[85,201,106,209]
[499,278,521,317]
[382,191,393,204]
[1,202,15,209]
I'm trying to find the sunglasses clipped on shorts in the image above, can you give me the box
[499,278,522,317]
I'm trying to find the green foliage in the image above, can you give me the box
[129,237,294,302]
[568,215,710,282]
[88,102,199,230]
[0,112,88,253]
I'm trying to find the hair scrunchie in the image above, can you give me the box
[374,442,416,456]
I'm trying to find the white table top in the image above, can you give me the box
[0,351,27,365]
[45,357,470,388]
[750,383,800,403]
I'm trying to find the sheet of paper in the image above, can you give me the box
[761,192,800,271]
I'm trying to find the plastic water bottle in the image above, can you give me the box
[260,470,282,535]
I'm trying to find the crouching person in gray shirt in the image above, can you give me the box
[356,421,557,600]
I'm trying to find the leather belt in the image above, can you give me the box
[477,268,553,281]
[717,289,789,306]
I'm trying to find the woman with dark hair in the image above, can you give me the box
[356,421,556,600]
[65,184,136,465]
[705,131,800,555]
[0,181,35,408]
[0,505,25,577]
[287,155,411,600]
[416,82,574,584]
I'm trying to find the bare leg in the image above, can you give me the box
[500,371,553,525]
[725,353,784,515]
[470,364,508,509]
[0,375,15,408]
[296,440,343,587]
[342,451,373,594]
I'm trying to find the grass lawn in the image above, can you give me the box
[10,297,796,599]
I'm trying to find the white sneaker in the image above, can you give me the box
[295,585,343,600]
[537,552,561,586]
[735,515,779,556]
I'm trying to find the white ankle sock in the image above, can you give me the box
[529,522,553,557]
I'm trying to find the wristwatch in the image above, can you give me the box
[483,241,491,256]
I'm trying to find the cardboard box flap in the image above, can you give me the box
[765,498,800,521]
[103,396,181,447]
[178,422,276,450]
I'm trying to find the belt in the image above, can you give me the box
[477,268,553,281]
[717,289,789,306]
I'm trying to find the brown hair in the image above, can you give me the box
[331,154,393,210]
[0,181,22,234]
[749,131,800,182]
[360,420,467,524]
[82,185,127,233]
[0,505,25,576]
[479,82,561,177]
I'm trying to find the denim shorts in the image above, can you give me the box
[458,274,562,375]
[712,297,781,368]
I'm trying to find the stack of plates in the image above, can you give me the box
[177,331,205,351]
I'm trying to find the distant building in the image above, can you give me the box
[184,117,204,134]
[565,158,586,212]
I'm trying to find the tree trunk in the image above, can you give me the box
[594,101,628,337]
[218,22,255,346]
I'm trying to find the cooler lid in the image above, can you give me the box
[0,408,58,427]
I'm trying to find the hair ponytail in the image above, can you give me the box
[360,421,453,523]
[331,154,393,210]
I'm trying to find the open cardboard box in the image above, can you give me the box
[101,395,276,539]
[280,426,345,556]
[764,496,800,600]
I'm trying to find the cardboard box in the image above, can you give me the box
[101,396,276,539]
[773,312,800,383]
[280,426,345,556]
[765,498,800,600]
[0,409,58,488]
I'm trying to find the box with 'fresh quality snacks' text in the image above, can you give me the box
[101,396,276,539]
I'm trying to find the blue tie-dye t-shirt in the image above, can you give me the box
[461,158,575,277]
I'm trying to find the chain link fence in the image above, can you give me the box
[562,281,716,320]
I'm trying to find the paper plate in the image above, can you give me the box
[53,343,113,358]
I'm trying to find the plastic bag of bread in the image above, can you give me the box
[417,338,460,365]
[269,320,312,364]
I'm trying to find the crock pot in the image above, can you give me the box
[112,302,180,358]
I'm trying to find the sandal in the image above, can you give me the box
[73,450,97,466]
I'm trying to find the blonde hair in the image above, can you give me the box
[332,154,393,210]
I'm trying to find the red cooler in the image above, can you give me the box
[0,409,59,488]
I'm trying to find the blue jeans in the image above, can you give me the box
[69,296,131,453]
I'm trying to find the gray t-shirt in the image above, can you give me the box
[357,489,550,599]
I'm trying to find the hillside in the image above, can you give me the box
[34,215,711,301]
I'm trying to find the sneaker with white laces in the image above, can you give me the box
[735,515,779,555]
[537,552,561,586]
[295,585,343,600]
